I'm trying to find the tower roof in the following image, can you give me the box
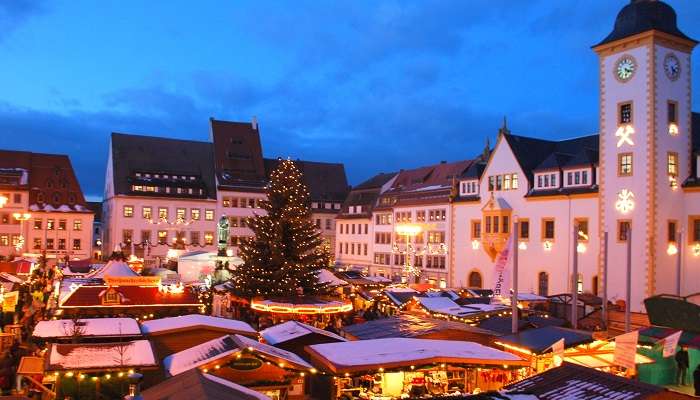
[594,0,696,48]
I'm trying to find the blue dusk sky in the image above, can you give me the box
[1,1,699,199]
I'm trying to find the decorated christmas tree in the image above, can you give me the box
[229,159,331,298]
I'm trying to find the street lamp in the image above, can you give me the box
[393,224,423,278]
[12,212,31,254]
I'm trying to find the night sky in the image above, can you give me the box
[1,1,699,199]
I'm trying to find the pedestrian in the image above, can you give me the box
[675,346,689,386]
[694,364,700,396]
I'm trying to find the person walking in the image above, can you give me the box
[675,346,689,386]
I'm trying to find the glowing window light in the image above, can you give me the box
[693,244,700,257]
[615,189,635,214]
[543,241,553,251]
[615,124,635,147]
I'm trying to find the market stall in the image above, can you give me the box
[305,338,528,399]
[249,296,353,330]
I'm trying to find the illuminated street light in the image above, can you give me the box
[0,195,7,208]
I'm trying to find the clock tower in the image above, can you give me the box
[594,0,696,311]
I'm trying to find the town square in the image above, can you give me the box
[0,0,700,399]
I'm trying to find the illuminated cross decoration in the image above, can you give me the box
[615,125,635,148]
[615,189,635,214]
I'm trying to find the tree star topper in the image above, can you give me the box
[615,189,635,214]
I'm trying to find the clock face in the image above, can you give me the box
[664,53,681,81]
[615,56,636,82]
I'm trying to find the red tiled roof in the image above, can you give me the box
[60,285,202,308]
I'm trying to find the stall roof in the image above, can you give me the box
[141,368,271,400]
[316,269,348,287]
[59,285,201,308]
[260,321,346,345]
[33,318,141,339]
[85,260,138,279]
[503,363,668,399]
[341,314,500,340]
[383,288,418,306]
[306,338,526,374]
[477,317,530,334]
[46,340,157,371]
[164,334,312,377]
[140,314,256,336]
[497,326,593,355]
[639,326,700,349]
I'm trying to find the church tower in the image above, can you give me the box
[594,0,696,311]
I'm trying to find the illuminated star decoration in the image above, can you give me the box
[615,189,635,214]
[615,125,635,147]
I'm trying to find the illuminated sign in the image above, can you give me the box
[615,189,635,214]
[615,125,635,147]
[104,276,161,287]
[228,357,263,371]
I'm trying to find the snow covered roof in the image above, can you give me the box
[316,269,348,287]
[140,314,256,336]
[307,338,526,374]
[86,260,138,279]
[203,374,272,399]
[33,318,141,339]
[46,340,157,371]
[260,321,346,346]
[164,334,312,377]
[141,368,271,400]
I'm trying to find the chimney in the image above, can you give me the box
[251,116,258,131]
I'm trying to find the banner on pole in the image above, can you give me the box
[551,338,565,367]
[662,330,682,358]
[614,330,639,371]
[492,235,513,298]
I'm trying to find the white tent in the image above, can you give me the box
[86,260,138,279]
[177,251,243,283]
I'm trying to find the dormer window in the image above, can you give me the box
[461,180,479,196]
[564,169,591,187]
[101,288,121,305]
[535,172,559,189]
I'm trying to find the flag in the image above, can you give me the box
[662,330,682,358]
[492,235,513,298]
[614,330,639,371]
[551,338,565,367]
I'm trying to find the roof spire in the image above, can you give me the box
[482,137,491,160]
[498,116,510,137]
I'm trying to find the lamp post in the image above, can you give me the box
[12,212,31,255]
[394,224,423,279]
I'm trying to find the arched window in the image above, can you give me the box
[468,271,483,288]
[538,271,549,296]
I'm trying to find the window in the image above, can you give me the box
[33,219,42,230]
[618,153,633,176]
[538,272,549,296]
[47,219,55,230]
[73,219,82,231]
[189,231,199,245]
[426,255,446,269]
[58,219,66,230]
[692,217,700,243]
[618,220,631,242]
[512,174,518,189]
[102,289,120,305]
[668,220,677,243]
[363,244,368,256]
[142,207,152,220]
[72,239,81,250]
[428,231,445,244]
[205,209,214,221]
[668,101,678,124]
[493,216,499,233]
[365,224,368,234]
[123,206,134,217]
[575,218,589,241]
[485,216,492,234]
[13,193,21,203]
[471,220,481,239]
[122,230,133,244]
[33,238,41,249]
[488,176,495,191]
[158,207,168,220]
[619,102,632,125]
[542,219,555,240]
[468,271,483,288]
[204,232,214,245]
[496,175,502,191]
[141,230,151,244]
[58,238,66,250]
[519,219,530,240]
[667,152,678,177]
[191,209,200,220]
[502,216,510,234]
[158,230,167,245]
[376,214,392,225]
[46,238,54,249]
[176,208,186,221]
[223,197,231,207]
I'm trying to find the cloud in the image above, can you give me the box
[0,0,45,42]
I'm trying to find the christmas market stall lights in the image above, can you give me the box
[304,338,529,398]
[260,320,347,361]
[43,339,158,399]
[163,334,314,400]
[247,296,353,329]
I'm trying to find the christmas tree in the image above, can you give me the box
[230,159,331,298]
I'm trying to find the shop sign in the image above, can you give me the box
[104,276,161,287]
[2,291,19,312]
[229,357,263,371]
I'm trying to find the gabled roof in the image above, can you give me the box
[46,340,157,371]
[342,314,498,340]
[502,133,599,185]
[504,363,666,400]
[0,149,90,212]
[264,158,350,203]
[594,0,696,48]
[33,318,141,339]
[260,321,346,346]
[353,172,397,190]
[110,132,217,199]
[59,285,201,308]
[141,368,271,400]
[210,118,267,190]
[140,314,256,336]
[85,260,138,279]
